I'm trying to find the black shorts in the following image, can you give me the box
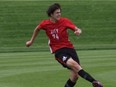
[54,47,80,69]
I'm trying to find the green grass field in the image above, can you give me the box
[0,0,116,87]
[0,50,116,87]
[0,0,116,52]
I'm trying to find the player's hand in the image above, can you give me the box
[74,29,82,36]
[26,40,33,47]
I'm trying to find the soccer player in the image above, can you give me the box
[26,3,103,87]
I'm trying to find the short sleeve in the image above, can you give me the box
[65,18,76,31]
[37,21,45,30]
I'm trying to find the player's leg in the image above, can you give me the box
[66,58,103,87]
[55,48,79,87]
[54,48,103,87]
[70,70,79,82]
[65,70,79,87]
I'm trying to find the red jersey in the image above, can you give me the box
[37,17,76,53]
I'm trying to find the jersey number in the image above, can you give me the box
[51,29,59,40]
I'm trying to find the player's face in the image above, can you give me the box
[51,9,61,21]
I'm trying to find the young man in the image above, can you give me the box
[26,3,103,87]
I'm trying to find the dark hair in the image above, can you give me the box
[47,3,61,17]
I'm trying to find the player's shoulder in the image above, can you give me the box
[40,19,50,24]
[60,17,71,22]
[61,17,69,20]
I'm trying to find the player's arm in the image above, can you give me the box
[65,18,82,36]
[26,26,40,47]
[74,26,82,36]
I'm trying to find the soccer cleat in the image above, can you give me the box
[92,81,103,87]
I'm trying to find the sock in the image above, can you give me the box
[64,79,76,87]
[78,69,96,83]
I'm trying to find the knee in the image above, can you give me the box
[72,63,82,71]
[72,74,79,80]
[67,58,82,72]
[70,72,79,82]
